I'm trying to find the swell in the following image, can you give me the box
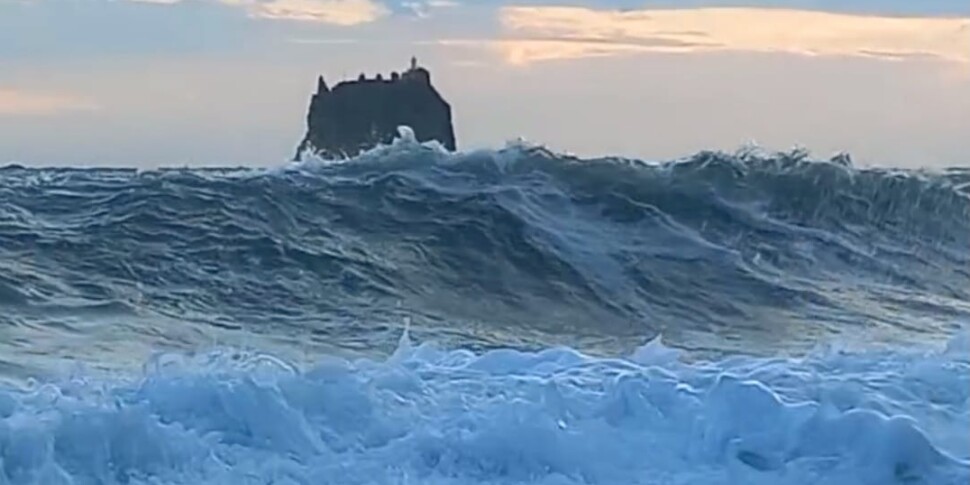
[0,143,968,376]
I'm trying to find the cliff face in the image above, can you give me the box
[295,61,457,160]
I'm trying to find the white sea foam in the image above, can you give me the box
[0,331,967,485]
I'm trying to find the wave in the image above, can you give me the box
[0,139,968,377]
[0,330,967,484]
[2,138,969,484]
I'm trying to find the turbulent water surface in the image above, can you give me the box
[1,139,968,484]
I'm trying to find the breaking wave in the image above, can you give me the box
[1,329,968,485]
[1,137,968,483]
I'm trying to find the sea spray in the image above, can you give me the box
[0,330,966,484]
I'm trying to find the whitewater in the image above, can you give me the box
[0,136,968,484]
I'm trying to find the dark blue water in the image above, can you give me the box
[2,143,967,375]
[0,141,968,484]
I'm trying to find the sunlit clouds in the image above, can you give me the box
[486,7,970,65]
[221,0,389,25]
[0,88,100,116]
[126,0,389,25]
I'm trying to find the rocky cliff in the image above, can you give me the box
[295,58,457,160]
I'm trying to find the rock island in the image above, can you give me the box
[295,57,457,160]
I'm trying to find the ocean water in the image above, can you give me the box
[0,136,968,484]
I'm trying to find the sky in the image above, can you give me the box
[1,0,968,168]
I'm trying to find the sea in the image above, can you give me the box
[0,135,968,484]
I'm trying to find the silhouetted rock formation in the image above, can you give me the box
[295,57,457,160]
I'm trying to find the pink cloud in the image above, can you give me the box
[0,88,100,116]
[462,7,970,66]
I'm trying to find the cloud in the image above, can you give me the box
[118,0,389,24]
[468,7,970,65]
[219,0,389,25]
[0,88,100,116]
